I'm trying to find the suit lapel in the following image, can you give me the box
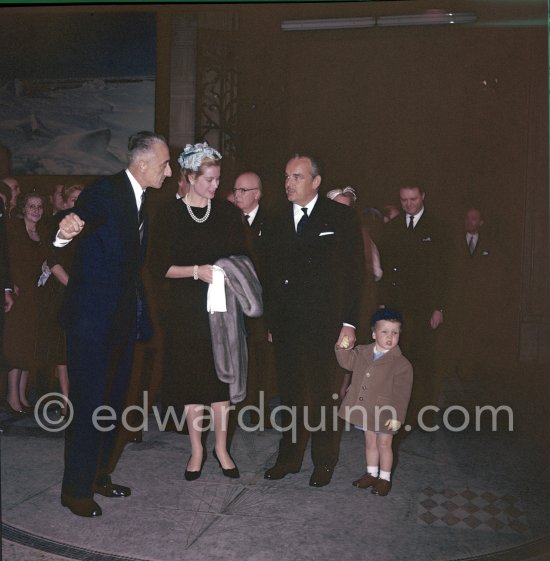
[111,171,141,256]
[299,196,329,238]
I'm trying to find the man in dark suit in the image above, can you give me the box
[55,131,172,517]
[377,186,451,431]
[444,207,508,406]
[262,154,364,487]
[231,172,277,428]
[233,171,264,235]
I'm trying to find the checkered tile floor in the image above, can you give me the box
[417,487,530,534]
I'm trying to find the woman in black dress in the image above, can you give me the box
[37,183,83,415]
[149,142,247,480]
[4,192,48,414]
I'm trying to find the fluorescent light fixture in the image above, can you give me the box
[281,12,477,31]
[281,17,376,31]
[376,12,477,27]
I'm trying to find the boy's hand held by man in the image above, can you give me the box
[385,419,401,431]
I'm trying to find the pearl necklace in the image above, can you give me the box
[183,196,211,223]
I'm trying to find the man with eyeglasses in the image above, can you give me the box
[232,171,263,234]
[230,171,277,429]
[262,153,365,487]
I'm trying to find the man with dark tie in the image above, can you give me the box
[378,186,451,431]
[463,207,484,257]
[262,154,364,487]
[55,131,172,517]
[444,206,507,407]
[232,171,276,428]
[232,171,264,235]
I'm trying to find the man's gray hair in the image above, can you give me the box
[128,131,167,164]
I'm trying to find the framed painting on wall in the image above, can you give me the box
[0,11,156,175]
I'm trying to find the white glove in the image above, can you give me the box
[385,419,401,431]
[206,265,226,313]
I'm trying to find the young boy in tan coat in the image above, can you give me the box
[336,308,413,496]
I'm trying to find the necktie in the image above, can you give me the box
[468,235,476,254]
[138,191,146,230]
[296,207,308,235]
[138,190,146,246]
[408,215,415,231]
[244,214,251,227]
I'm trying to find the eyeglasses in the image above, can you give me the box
[232,188,259,194]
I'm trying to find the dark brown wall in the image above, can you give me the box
[232,2,548,367]
[4,1,548,364]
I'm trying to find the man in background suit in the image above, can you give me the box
[262,154,364,487]
[378,186,451,431]
[232,172,276,427]
[233,171,264,236]
[55,131,171,517]
[443,207,508,407]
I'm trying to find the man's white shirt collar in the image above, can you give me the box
[406,206,424,228]
[293,195,318,227]
[126,169,145,211]
[245,204,260,225]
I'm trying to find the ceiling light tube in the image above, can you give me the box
[281,17,376,31]
[281,13,477,31]
[376,12,477,27]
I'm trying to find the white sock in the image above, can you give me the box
[379,470,391,481]
[367,466,379,477]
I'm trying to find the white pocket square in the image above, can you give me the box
[319,231,335,236]
[421,237,432,242]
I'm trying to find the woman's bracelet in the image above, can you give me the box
[193,265,198,280]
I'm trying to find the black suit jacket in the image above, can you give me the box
[248,204,266,237]
[378,210,451,315]
[449,230,504,312]
[263,196,364,339]
[243,204,266,273]
[59,170,151,344]
[459,232,492,260]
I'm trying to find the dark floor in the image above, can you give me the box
[1,385,549,561]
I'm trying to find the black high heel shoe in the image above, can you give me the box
[5,401,28,416]
[213,449,240,479]
[184,449,207,481]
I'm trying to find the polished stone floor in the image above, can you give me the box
[1,400,549,561]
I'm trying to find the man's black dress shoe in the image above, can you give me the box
[309,465,334,487]
[264,463,300,480]
[213,449,240,479]
[61,494,102,517]
[93,475,131,497]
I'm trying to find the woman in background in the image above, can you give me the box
[37,184,84,415]
[4,192,48,414]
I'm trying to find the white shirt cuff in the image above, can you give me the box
[54,232,71,247]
